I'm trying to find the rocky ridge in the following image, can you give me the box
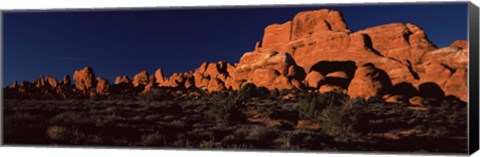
[6,9,468,102]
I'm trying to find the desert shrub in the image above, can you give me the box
[319,98,366,142]
[206,94,244,123]
[245,125,280,142]
[140,131,165,146]
[270,89,280,99]
[136,88,172,101]
[279,89,291,96]
[210,90,230,101]
[426,126,449,138]
[237,83,257,101]
[255,87,271,99]
[298,91,349,122]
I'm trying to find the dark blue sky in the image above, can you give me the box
[3,2,468,86]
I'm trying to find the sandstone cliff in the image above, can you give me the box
[7,9,468,102]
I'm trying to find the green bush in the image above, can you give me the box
[319,98,366,141]
[270,89,280,99]
[206,94,244,123]
[255,87,271,99]
[298,91,349,122]
[237,83,257,101]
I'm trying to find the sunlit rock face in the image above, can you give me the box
[7,9,468,102]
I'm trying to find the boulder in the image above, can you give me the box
[154,68,166,85]
[73,66,96,91]
[348,63,393,99]
[46,76,58,88]
[252,68,280,88]
[96,77,110,94]
[115,76,131,84]
[132,71,149,87]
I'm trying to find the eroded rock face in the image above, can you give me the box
[348,63,393,99]
[261,21,293,52]
[96,77,110,94]
[450,40,468,49]
[115,76,131,84]
[162,72,195,89]
[207,78,225,92]
[233,51,300,90]
[46,76,58,88]
[190,61,234,91]
[444,69,467,102]
[73,66,96,91]
[252,68,280,88]
[291,9,349,40]
[419,63,453,87]
[4,9,470,103]
[304,71,325,89]
[356,23,436,63]
[132,71,149,87]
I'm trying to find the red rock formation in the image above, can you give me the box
[132,71,149,87]
[115,76,131,84]
[162,72,195,89]
[450,40,468,49]
[46,76,58,88]
[96,77,110,95]
[356,23,436,64]
[348,63,393,99]
[191,61,234,91]
[304,71,325,89]
[444,69,467,101]
[154,68,166,85]
[4,9,470,103]
[73,66,96,91]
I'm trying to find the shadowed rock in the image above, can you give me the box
[419,82,445,100]
[62,75,71,86]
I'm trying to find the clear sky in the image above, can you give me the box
[3,2,468,86]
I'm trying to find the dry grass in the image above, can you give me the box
[3,90,468,153]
